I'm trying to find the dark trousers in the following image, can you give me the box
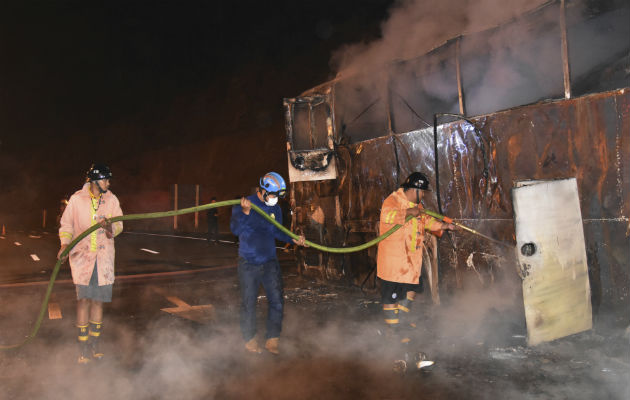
[379,278,422,304]
[237,257,284,341]
[207,219,218,242]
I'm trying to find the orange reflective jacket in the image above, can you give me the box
[376,188,438,284]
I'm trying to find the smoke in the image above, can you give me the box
[329,0,629,133]
[328,0,555,141]
[431,267,522,343]
[331,0,549,77]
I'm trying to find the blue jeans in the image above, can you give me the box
[237,257,284,341]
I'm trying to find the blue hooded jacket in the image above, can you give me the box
[230,193,293,264]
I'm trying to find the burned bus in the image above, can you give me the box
[283,0,629,344]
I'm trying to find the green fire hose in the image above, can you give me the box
[1,199,512,349]
[419,209,514,248]
[1,199,413,350]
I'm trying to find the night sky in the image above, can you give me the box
[0,0,393,219]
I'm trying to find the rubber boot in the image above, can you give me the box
[245,337,262,354]
[397,294,415,344]
[89,321,104,360]
[398,294,416,329]
[77,324,91,364]
[265,337,279,355]
[382,305,400,340]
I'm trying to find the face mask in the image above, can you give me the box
[264,196,278,207]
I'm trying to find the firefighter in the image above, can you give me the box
[230,172,306,355]
[57,163,123,364]
[207,197,219,245]
[377,172,456,338]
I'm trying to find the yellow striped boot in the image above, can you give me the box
[89,321,104,360]
[397,292,416,329]
[383,305,400,330]
[77,324,90,364]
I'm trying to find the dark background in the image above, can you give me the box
[0,0,393,226]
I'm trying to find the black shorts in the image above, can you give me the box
[379,278,422,304]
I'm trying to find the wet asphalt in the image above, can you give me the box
[0,230,628,399]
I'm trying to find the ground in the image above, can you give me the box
[0,230,628,399]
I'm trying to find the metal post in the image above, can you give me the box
[385,68,401,185]
[560,0,571,99]
[385,69,395,134]
[308,102,314,148]
[455,37,466,115]
[194,184,199,230]
[173,184,178,230]
[329,85,337,140]
[433,115,443,214]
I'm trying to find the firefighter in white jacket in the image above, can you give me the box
[58,163,123,364]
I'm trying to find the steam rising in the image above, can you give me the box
[1,271,628,399]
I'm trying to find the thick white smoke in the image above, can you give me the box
[331,0,550,77]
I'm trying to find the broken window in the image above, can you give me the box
[460,1,564,116]
[287,97,331,151]
[333,74,388,144]
[311,102,329,149]
[292,102,311,151]
[285,95,337,182]
[566,0,630,96]
[388,41,459,133]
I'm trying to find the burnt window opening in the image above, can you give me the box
[389,41,460,134]
[334,74,388,144]
[566,0,630,96]
[287,96,332,152]
[292,103,311,151]
[285,95,337,176]
[460,1,564,117]
[312,103,330,149]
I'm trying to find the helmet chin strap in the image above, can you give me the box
[264,189,279,203]
[259,188,279,206]
[95,180,108,194]
[416,189,420,205]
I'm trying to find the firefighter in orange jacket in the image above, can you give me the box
[377,172,456,334]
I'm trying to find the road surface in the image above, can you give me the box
[0,230,628,399]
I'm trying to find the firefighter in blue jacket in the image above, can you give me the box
[230,172,306,355]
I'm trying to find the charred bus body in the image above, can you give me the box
[283,0,629,327]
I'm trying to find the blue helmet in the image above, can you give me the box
[259,172,287,198]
